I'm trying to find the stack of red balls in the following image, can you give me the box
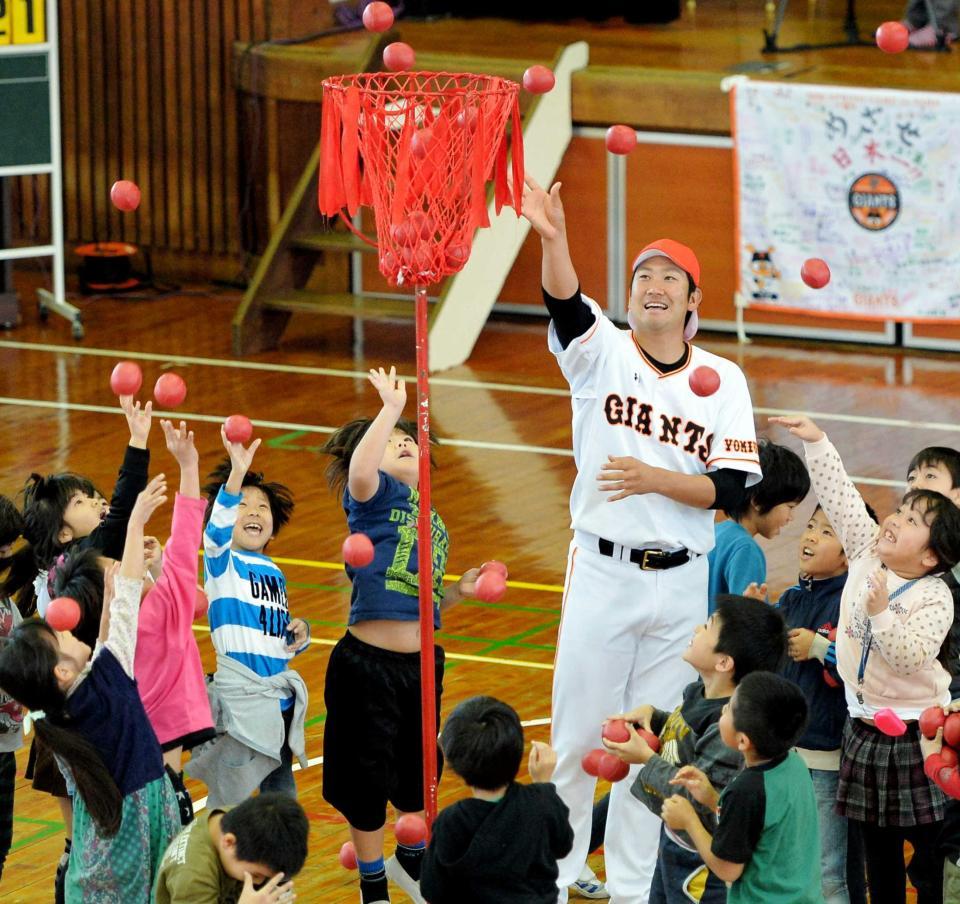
[921,706,960,798]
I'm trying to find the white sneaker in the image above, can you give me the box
[570,864,611,899]
[385,855,426,904]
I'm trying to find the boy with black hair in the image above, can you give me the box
[420,696,574,903]
[707,439,810,610]
[662,672,821,904]
[153,791,308,903]
[601,595,786,903]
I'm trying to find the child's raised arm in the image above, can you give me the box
[222,427,262,496]
[348,366,407,503]
[162,420,200,499]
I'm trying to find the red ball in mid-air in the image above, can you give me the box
[362,1,394,32]
[343,533,375,569]
[597,753,629,782]
[581,748,606,776]
[395,814,427,846]
[605,125,637,155]
[339,841,358,870]
[154,373,187,408]
[522,65,555,94]
[474,570,507,603]
[602,719,630,744]
[224,414,253,445]
[383,41,415,71]
[801,258,831,289]
[46,597,81,632]
[688,366,720,398]
[110,179,141,212]
[876,21,909,54]
[110,360,142,396]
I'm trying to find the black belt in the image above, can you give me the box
[598,537,691,571]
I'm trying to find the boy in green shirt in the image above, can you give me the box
[153,793,308,904]
[661,672,823,904]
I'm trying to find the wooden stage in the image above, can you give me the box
[3,2,957,900]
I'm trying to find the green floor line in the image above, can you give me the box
[304,712,328,729]
[470,620,561,658]
[266,430,309,448]
[303,621,557,653]
[11,816,65,851]
[288,581,350,593]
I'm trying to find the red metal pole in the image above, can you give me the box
[414,284,438,833]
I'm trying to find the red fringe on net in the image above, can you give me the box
[319,72,523,288]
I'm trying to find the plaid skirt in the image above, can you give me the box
[837,716,946,827]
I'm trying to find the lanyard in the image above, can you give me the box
[856,577,919,705]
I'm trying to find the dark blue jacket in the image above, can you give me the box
[778,572,848,752]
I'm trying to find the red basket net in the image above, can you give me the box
[319,71,523,287]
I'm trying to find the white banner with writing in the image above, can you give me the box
[733,80,960,322]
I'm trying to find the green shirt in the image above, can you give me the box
[152,811,243,904]
[712,750,823,904]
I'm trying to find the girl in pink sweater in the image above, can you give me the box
[772,414,960,904]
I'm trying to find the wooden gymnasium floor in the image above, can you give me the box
[2,279,956,900]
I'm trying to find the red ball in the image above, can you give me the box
[383,41,415,72]
[581,748,606,776]
[479,560,509,580]
[875,707,907,737]
[154,372,187,408]
[944,712,960,748]
[522,65,555,94]
[338,841,358,870]
[395,814,427,846]
[342,533,375,569]
[602,719,630,744]
[455,106,479,133]
[109,360,143,396]
[444,242,471,271]
[876,20,909,54]
[362,1,394,32]
[597,753,629,782]
[638,728,661,753]
[193,589,209,621]
[943,745,960,769]
[224,414,253,445]
[474,570,507,603]
[943,767,960,801]
[920,705,947,740]
[46,596,81,632]
[801,258,831,289]
[110,179,141,212]
[411,127,434,161]
[688,366,720,398]
[605,124,637,156]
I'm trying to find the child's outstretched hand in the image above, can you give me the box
[603,721,656,765]
[670,765,720,811]
[742,581,768,602]
[130,474,168,527]
[661,794,697,832]
[521,174,565,241]
[369,365,406,413]
[528,740,558,783]
[162,419,198,469]
[238,871,295,904]
[864,567,889,617]
[221,425,262,476]
[767,415,824,443]
[121,396,153,449]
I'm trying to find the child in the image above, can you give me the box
[0,495,30,880]
[420,696,573,903]
[320,365,480,904]
[773,503,873,904]
[53,420,215,825]
[601,595,787,904]
[772,414,960,903]
[20,395,152,900]
[185,430,310,807]
[707,438,809,609]
[0,475,181,902]
[661,671,821,903]
[152,791,308,903]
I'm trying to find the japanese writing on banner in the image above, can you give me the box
[732,80,960,322]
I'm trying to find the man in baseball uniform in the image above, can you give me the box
[522,175,762,903]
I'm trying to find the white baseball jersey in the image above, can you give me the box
[549,295,761,554]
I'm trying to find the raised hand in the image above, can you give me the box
[130,474,168,527]
[767,415,824,443]
[864,567,889,617]
[521,174,565,241]
[221,426,262,477]
[161,419,198,469]
[742,581,768,602]
[368,365,406,413]
[121,395,154,449]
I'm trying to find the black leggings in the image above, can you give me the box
[860,820,944,904]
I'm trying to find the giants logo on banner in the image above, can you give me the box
[732,81,960,322]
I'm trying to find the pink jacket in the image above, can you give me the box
[134,494,214,748]
[804,436,952,719]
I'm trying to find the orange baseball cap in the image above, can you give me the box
[631,238,701,287]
